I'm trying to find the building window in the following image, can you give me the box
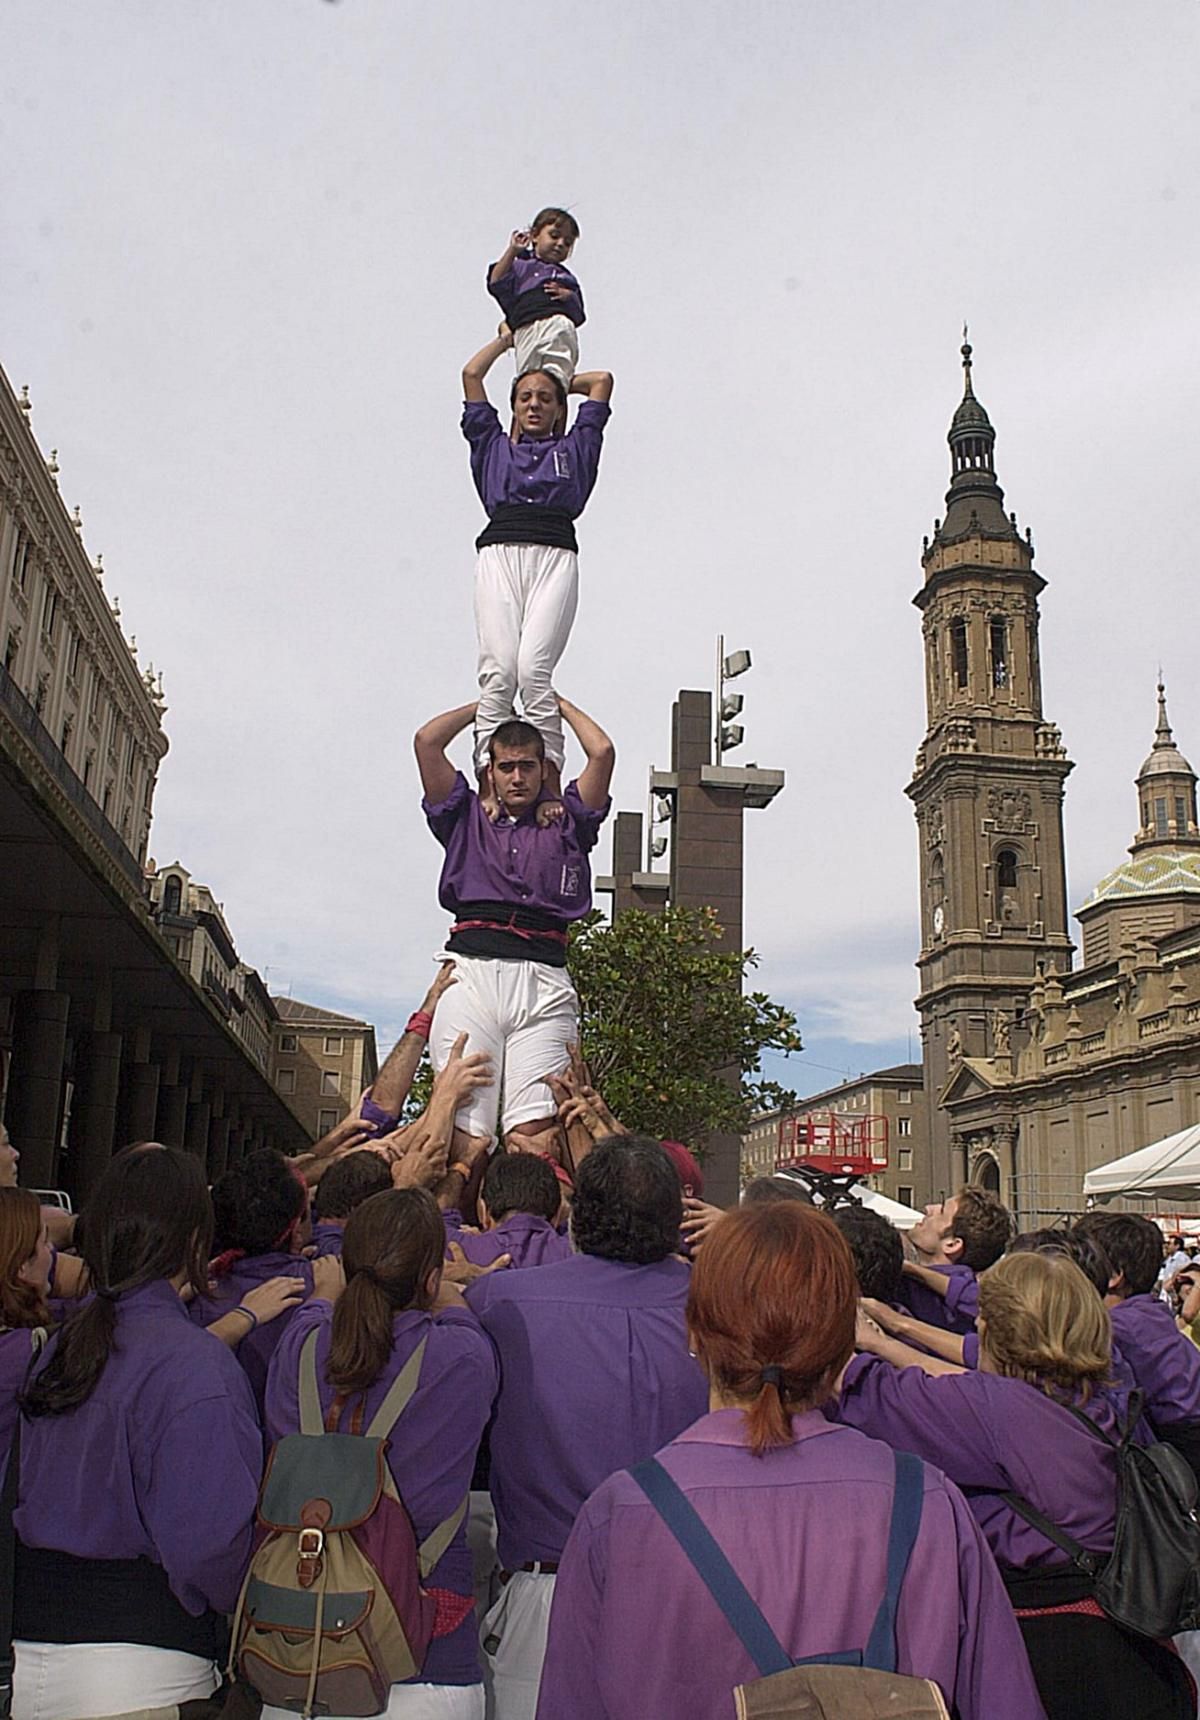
[3,631,18,674]
[324,1035,343,1056]
[59,714,73,754]
[951,618,969,690]
[897,1117,912,1138]
[321,1071,340,1097]
[897,1186,915,1208]
[163,874,182,915]
[1176,796,1187,834]
[996,849,1018,890]
[989,617,1009,688]
[82,750,94,789]
[279,1033,297,1052]
[66,629,81,680]
[11,533,29,589]
[897,1089,912,1104]
[277,1068,296,1094]
[1155,796,1169,837]
[318,1108,338,1135]
[1143,800,1151,829]
[898,1148,913,1171]
[40,584,58,638]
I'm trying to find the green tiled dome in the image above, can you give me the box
[1084,849,1200,906]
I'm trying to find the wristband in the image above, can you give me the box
[449,1162,473,1181]
[406,1011,434,1039]
[233,1304,258,1332]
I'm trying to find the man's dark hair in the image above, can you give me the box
[951,1185,1015,1272]
[489,719,544,762]
[741,1176,813,1207]
[1072,1211,1161,1297]
[831,1205,904,1302]
[211,1149,306,1257]
[483,1152,560,1225]
[313,1151,392,1222]
[571,1136,682,1265]
[1009,1226,1114,1299]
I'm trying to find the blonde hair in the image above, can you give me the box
[978,1250,1111,1403]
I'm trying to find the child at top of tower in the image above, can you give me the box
[488,207,585,391]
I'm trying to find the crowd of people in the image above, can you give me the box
[3,1051,1200,1720]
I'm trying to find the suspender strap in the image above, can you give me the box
[629,1447,927,1681]
[629,1459,791,1677]
[298,1328,324,1436]
[417,1493,470,1578]
[863,1449,926,1673]
[366,1336,428,1440]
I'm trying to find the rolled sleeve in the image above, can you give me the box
[423,770,471,846]
[486,266,518,319]
[563,781,610,853]
[461,399,503,450]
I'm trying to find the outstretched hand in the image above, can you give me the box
[443,1242,512,1287]
[536,800,566,827]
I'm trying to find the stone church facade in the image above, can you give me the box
[912,347,1200,1223]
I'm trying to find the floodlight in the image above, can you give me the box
[722,648,752,679]
[652,794,674,823]
[720,692,744,721]
[649,835,668,859]
[720,723,745,751]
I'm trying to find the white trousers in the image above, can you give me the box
[480,1570,556,1720]
[264,1685,484,1720]
[473,544,578,775]
[431,955,577,1144]
[12,1639,218,1719]
[512,315,578,391]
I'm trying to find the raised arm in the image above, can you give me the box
[489,230,529,286]
[462,331,514,403]
[568,370,614,402]
[558,695,615,810]
[366,963,459,1123]
[414,702,476,803]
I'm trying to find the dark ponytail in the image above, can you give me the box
[328,1189,444,1395]
[23,1144,212,1417]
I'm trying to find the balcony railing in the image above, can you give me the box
[0,660,144,892]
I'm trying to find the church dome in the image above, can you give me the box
[1082,849,1200,908]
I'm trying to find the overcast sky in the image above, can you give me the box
[5,1,1198,1096]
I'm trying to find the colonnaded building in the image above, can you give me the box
[914,343,1200,1222]
[748,344,1200,1224]
[0,363,308,1197]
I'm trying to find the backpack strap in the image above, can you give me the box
[416,1492,470,1578]
[628,1458,791,1678]
[863,1450,926,1673]
[999,1490,1102,1576]
[298,1327,324,1437]
[365,1335,428,1441]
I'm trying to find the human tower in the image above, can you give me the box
[411,208,615,1158]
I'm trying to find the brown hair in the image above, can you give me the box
[978,1250,1111,1403]
[687,1204,857,1456]
[0,1188,48,1330]
[530,206,579,243]
[327,1189,445,1394]
[951,1185,1014,1270]
[508,368,568,438]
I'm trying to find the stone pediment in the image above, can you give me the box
[939,1057,1006,1107]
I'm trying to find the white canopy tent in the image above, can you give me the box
[1083,1124,1200,1203]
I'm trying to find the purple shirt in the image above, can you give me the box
[266,1298,496,1686]
[836,1356,1118,1570]
[455,1212,571,1271]
[424,771,608,924]
[310,1219,345,1258]
[16,1280,261,1616]
[486,253,585,328]
[0,1325,41,1483]
[462,398,609,520]
[898,1262,979,1333]
[1109,1293,1200,1430]
[190,1249,315,1418]
[537,1409,1046,1720]
[467,1252,708,1568]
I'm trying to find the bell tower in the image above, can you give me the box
[907,339,1075,1193]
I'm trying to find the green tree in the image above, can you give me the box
[568,905,801,1148]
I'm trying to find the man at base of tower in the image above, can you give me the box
[414,695,613,1156]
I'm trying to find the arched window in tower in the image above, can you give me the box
[929,628,940,698]
[1155,797,1169,838]
[995,847,1021,926]
[951,618,969,690]
[997,849,1019,890]
[989,616,1009,689]
[163,873,182,915]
